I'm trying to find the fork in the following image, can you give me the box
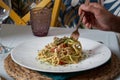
[70,0,90,40]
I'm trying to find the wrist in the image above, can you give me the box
[110,15,120,33]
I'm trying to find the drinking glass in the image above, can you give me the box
[30,7,52,37]
[0,0,11,54]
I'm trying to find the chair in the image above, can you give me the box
[2,0,119,28]
[0,0,61,27]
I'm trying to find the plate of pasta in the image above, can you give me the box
[11,36,111,73]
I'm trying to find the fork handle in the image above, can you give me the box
[76,12,84,30]
[76,0,90,29]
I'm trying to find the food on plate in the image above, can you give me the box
[37,36,85,66]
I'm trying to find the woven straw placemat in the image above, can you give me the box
[4,53,120,80]
[0,76,6,80]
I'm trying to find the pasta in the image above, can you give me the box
[37,36,85,66]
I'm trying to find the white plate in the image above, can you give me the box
[11,36,111,73]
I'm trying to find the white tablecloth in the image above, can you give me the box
[0,24,120,80]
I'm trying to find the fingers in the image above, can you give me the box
[82,15,92,29]
[82,16,86,24]
[78,3,101,29]
[82,21,92,28]
[85,22,92,29]
[78,3,101,15]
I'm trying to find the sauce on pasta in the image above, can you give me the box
[37,36,85,66]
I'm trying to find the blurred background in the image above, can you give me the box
[2,0,120,28]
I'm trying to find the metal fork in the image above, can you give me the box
[70,0,90,40]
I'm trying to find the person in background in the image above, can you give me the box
[79,3,120,33]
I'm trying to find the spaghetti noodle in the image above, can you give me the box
[37,36,84,66]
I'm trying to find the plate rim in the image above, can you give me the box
[11,36,111,73]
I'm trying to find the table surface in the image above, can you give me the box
[0,24,120,80]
